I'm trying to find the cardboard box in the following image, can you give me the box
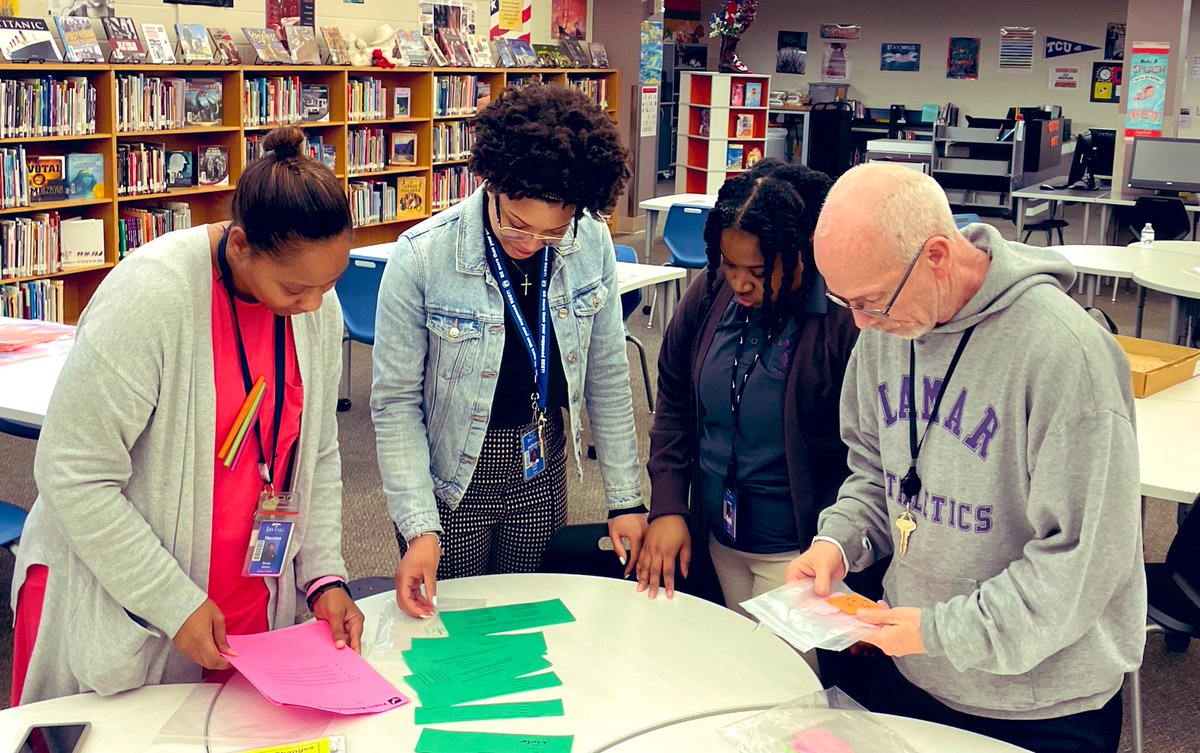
[1114,335,1200,398]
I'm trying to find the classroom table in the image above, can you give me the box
[635,193,717,264]
[1132,261,1200,345]
[1050,245,1196,308]
[0,574,1032,753]
[1011,184,1109,244]
[0,317,73,428]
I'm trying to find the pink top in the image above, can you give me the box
[209,268,304,635]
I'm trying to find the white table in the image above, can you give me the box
[0,574,1032,753]
[1126,240,1200,256]
[1011,185,1110,244]
[1132,261,1200,344]
[0,318,73,429]
[636,193,717,264]
[1050,245,1196,308]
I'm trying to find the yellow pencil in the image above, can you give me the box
[218,376,266,460]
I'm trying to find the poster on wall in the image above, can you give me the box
[1124,42,1169,138]
[639,19,663,85]
[947,37,980,80]
[1105,22,1125,60]
[490,0,530,42]
[1044,36,1099,58]
[820,24,860,40]
[640,86,658,138]
[1048,65,1079,90]
[880,43,920,72]
[49,0,114,15]
[1090,61,1122,103]
[551,0,585,40]
[266,0,314,35]
[664,0,704,44]
[776,30,807,74]
[823,43,850,82]
[998,26,1035,73]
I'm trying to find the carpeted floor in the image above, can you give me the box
[0,206,1197,752]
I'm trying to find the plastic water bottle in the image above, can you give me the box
[1140,223,1155,248]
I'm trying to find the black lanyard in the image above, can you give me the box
[899,326,976,504]
[216,230,293,491]
[725,309,776,487]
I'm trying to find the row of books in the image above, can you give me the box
[244,78,330,127]
[0,146,30,209]
[244,133,337,172]
[567,78,609,110]
[115,75,223,133]
[349,175,427,227]
[118,202,191,258]
[0,211,104,281]
[432,165,480,212]
[117,143,229,196]
[346,81,413,122]
[347,128,388,174]
[434,76,491,117]
[1,279,65,323]
[432,121,473,164]
[0,76,96,139]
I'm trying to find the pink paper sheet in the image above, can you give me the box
[225,621,409,715]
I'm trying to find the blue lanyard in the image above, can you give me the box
[483,228,553,417]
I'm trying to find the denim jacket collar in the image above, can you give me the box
[454,186,582,276]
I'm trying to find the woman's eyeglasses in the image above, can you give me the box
[495,195,577,248]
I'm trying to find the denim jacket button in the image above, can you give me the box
[558,308,568,318]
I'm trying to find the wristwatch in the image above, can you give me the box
[306,580,351,612]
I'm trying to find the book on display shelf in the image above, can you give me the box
[175,23,215,64]
[285,26,320,65]
[321,27,349,65]
[102,17,145,63]
[197,145,229,187]
[243,27,289,64]
[54,16,103,63]
[66,152,104,199]
[165,150,194,189]
[209,27,241,65]
[0,18,63,62]
[184,78,224,127]
[141,23,175,64]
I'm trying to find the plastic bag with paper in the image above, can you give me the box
[740,579,879,652]
[720,687,920,753]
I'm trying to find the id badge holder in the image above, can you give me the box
[722,486,738,540]
[242,490,301,578]
[521,424,546,481]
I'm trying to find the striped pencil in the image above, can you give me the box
[218,376,266,460]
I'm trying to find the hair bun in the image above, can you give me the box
[262,126,305,160]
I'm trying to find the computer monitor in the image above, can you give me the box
[1127,137,1200,194]
[1064,128,1117,189]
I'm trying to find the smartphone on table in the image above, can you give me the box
[14,723,91,753]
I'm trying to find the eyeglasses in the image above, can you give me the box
[825,240,927,318]
[494,195,576,248]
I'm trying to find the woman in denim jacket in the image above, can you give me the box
[372,86,647,617]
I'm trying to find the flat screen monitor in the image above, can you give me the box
[1127,137,1200,193]
[1089,128,1116,179]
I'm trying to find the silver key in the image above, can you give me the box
[896,512,917,555]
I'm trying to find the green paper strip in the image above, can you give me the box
[413,699,565,725]
[415,729,573,753]
[408,633,548,657]
[407,670,562,708]
[438,599,575,636]
[406,654,552,683]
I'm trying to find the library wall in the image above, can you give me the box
[18,0,589,54]
[735,0,1131,132]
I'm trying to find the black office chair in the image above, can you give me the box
[1020,203,1069,246]
[1128,494,1200,753]
[1127,196,1191,243]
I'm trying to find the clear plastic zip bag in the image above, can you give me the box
[719,687,919,753]
[740,579,879,652]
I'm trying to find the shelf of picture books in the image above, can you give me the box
[349,174,428,228]
[113,67,239,134]
[346,70,431,123]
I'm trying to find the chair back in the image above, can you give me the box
[613,244,642,321]
[0,501,27,548]
[662,204,711,270]
[0,417,40,441]
[335,256,387,346]
[1166,494,1200,605]
[1131,196,1191,241]
[537,523,627,579]
[953,213,981,229]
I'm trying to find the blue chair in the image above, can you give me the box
[0,417,39,551]
[334,256,387,412]
[614,245,654,413]
[646,203,711,326]
[953,213,981,229]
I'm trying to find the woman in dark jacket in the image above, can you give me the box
[636,160,859,611]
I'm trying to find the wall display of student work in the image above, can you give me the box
[0,60,618,324]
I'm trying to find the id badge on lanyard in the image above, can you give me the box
[242,488,301,578]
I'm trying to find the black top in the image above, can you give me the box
[484,203,569,429]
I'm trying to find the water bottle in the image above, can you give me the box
[1140,223,1155,248]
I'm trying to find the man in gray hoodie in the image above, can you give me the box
[787,164,1146,753]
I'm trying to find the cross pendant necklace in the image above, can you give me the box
[520,274,532,295]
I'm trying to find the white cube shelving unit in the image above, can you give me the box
[675,71,772,195]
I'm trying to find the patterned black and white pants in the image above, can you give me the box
[397,415,568,579]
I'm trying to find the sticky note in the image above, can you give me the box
[414,699,566,725]
[438,599,575,635]
[824,593,878,615]
[415,729,574,753]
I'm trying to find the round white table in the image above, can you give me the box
[1126,239,1200,256]
[1132,260,1200,344]
[0,574,1032,753]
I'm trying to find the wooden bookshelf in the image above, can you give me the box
[0,63,621,323]
[675,72,771,195]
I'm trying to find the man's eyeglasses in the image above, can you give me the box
[825,241,926,318]
[495,195,576,247]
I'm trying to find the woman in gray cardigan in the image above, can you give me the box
[10,127,363,704]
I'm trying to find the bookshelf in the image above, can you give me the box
[0,63,620,323]
[675,71,771,195]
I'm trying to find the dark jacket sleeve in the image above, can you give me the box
[646,276,711,521]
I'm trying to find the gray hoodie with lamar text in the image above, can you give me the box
[818,223,1146,720]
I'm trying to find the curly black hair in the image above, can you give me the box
[703,159,833,331]
[469,84,631,220]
